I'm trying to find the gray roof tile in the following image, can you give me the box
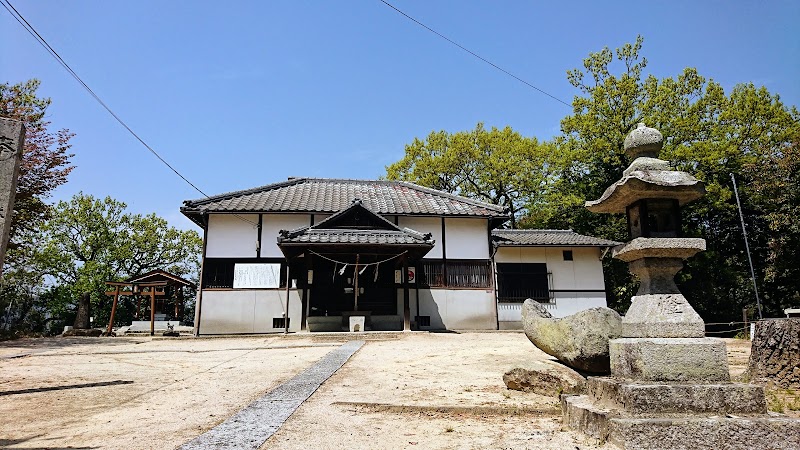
[491,229,620,247]
[181,178,507,223]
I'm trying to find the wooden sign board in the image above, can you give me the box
[233,263,281,288]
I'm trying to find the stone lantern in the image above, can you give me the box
[585,123,709,342]
[562,124,800,449]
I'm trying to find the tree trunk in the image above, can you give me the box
[73,293,91,329]
[746,318,800,388]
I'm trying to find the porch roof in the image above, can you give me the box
[278,228,433,245]
[491,229,620,247]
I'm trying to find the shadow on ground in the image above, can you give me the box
[0,437,98,449]
[0,336,142,352]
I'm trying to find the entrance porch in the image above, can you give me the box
[277,198,434,332]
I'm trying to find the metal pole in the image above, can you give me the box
[730,173,763,320]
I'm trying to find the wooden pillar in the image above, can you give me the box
[106,285,120,336]
[354,254,360,312]
[136,296,141,319]
[301,253,312,331]
[149,288,156,336]
[284,262,291,334]
[174,286,180,319]
[403,255,410,331]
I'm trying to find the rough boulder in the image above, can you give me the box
[521,299,622,373]
[503,362,585,397]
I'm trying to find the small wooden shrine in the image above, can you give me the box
[104,270,194,336]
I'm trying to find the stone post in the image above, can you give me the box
[0,118,25,277]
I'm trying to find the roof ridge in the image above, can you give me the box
[183,177,307,206]
[391,180,506,213]
[184,177,506,213]
[493,229,575,233]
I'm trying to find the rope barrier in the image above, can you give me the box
[308,250,407,268]
[704,326,750,335]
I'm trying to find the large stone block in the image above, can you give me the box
[610,338,729,382]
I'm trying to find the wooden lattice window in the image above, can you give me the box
[420,259,491,288]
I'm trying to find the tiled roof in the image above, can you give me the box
[278,228,433,246]
[181,178,508,224]
[491,229,621,247]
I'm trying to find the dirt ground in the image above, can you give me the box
[0,333,783,450]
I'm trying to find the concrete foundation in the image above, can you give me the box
[563,378,800,450]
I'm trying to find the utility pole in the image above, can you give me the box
[730,173,763,320]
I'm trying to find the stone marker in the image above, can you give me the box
[0,118,25,277]
[561,123,800,449]
[521,299,622,373]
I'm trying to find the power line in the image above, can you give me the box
[1,0,259,227]
[1,0,208,197]
[378,0,571,108]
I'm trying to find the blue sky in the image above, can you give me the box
[3,0,798,230]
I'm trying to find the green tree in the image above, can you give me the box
[546,36,800,319]
[385,123,558,227]
[746,139,800,311]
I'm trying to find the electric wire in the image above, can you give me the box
[378,0,571,108]
[0,0,259,227]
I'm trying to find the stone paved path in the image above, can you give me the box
[177,340,365,450]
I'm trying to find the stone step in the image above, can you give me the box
[586,377,767,415]
[562,394,800,450]
[561,394,616,441]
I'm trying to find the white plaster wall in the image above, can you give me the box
[312,214,331,225]
[198,289,302,334]
[550,293,607,317]
[415,288,496,330]
[494,246,607,321]
[397,217,442,258]
[444,218,489,259]
[206,214,260,258]
[261,214,312,257]
[494,246,605,291]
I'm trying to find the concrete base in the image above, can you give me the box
[611,416,800,450]
[610,337,729,382]
[562,393,800,450]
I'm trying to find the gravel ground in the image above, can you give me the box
[0,334,760,449]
